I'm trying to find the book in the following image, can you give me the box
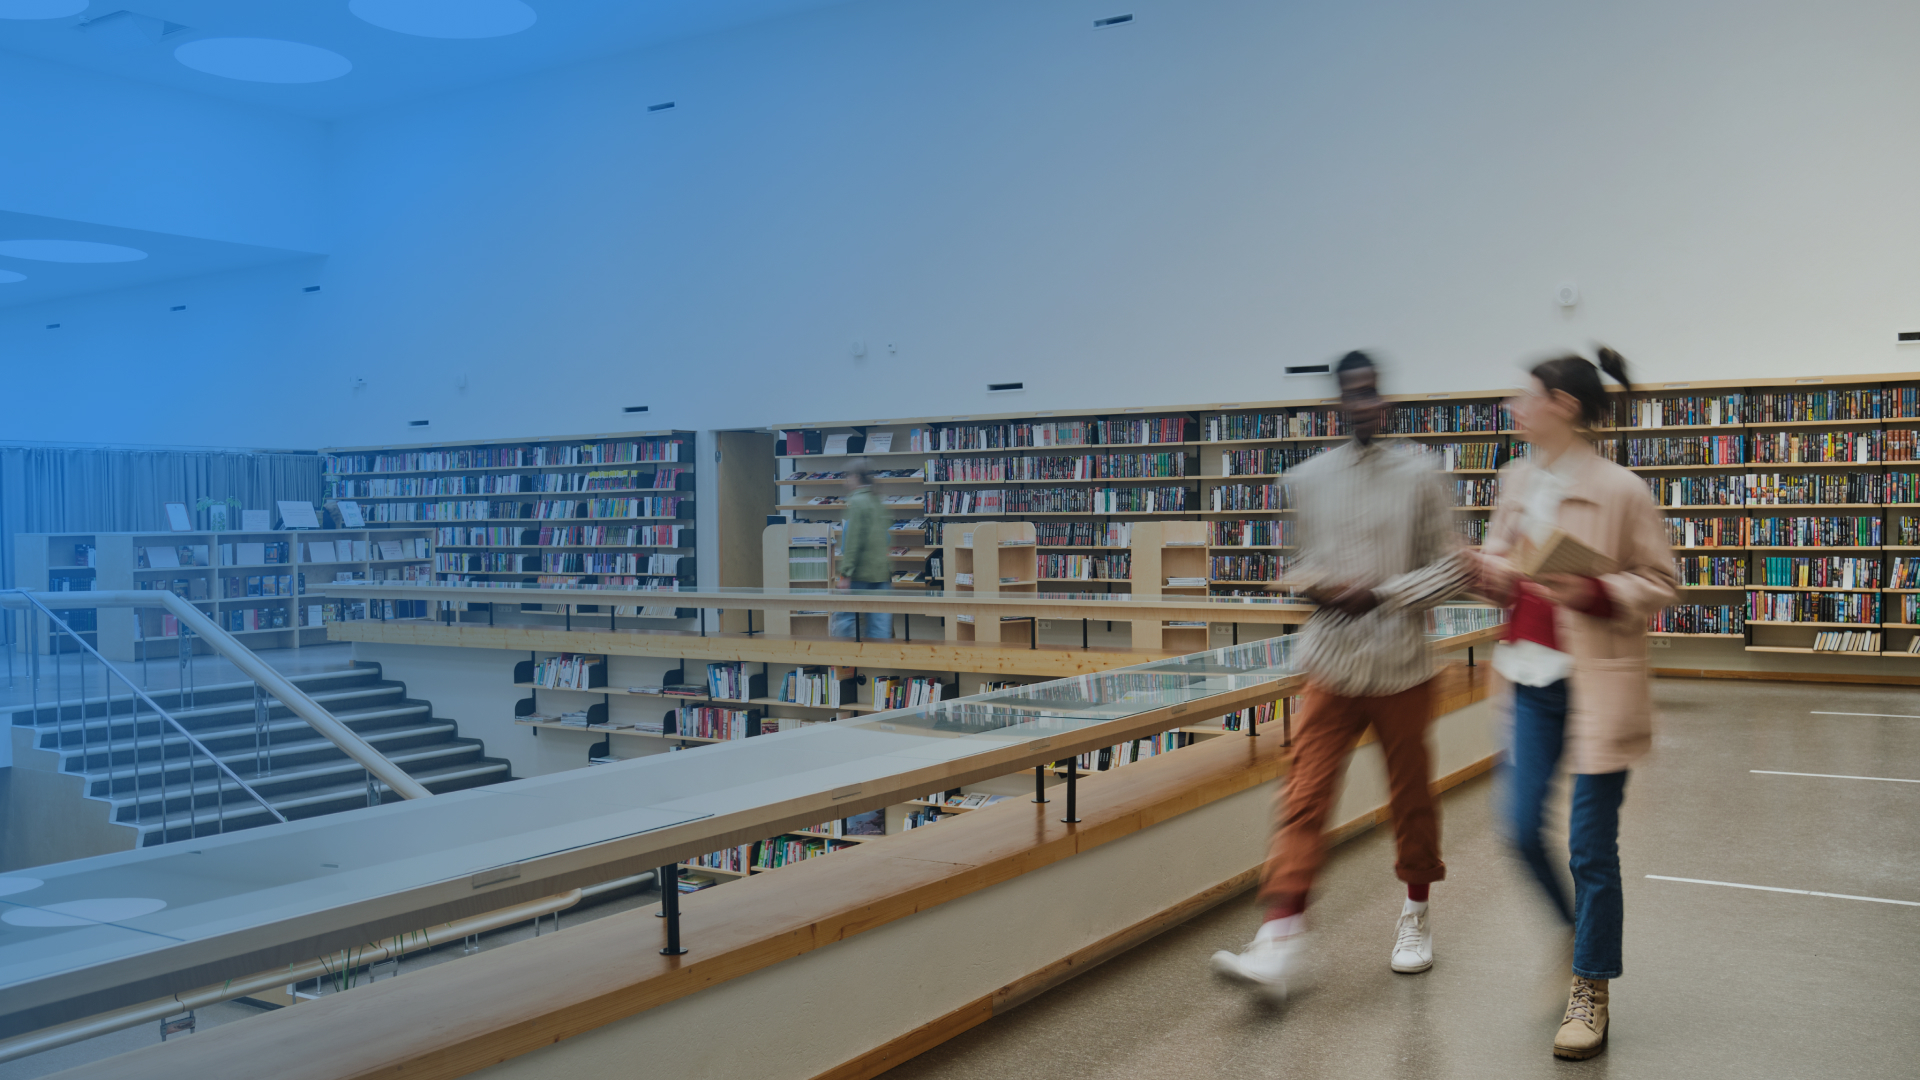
[307,541,338,563]
[336,500,366,527]
[242,509,271,531]
[144,546,179,568]
[866,432,894,453]
[1514,529,1616,579]
[377,539,405,561]
[277,501,321,529]
[163,502,192,531]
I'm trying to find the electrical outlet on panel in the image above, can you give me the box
[1038,621,1051,629]
[1648,638,1672,649]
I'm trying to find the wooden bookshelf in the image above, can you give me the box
[320,429,696,626]
[767,370,1920,659]
[14,529,433,661]
[944,521,1038,645]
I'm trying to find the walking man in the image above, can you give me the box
[1212,351,1470,1000]
[831,460,894,640]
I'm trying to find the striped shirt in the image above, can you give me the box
[1290,439,1471,696]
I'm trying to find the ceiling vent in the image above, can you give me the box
[1284,364,1331,377]
[1094,14,1133,28]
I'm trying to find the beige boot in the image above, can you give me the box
[1553,976,1609,1059]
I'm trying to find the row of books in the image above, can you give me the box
[1677,555,1747,586]
[1203,403,1513,441]
[1813,630,1885,653]
[429,525,692,548]
[926,452,1191,481]
[531,653,603,690]
[781,666,857,707]
[1614,390,1917,426]
[323,439,687,475]
[916,420,1096,451]
[1416,442,1504,471]
[1427,605,1507,636]
[803,810,886,837]
[1058,731,1195,772]
[1649,604,1747,634]
[1749,591,1881,624]
[672,706,763,740]
[1644,472,1920,506]
[705,662,766,702]
[1209,553,1283,581]
[1208,483,1287,512]
[1453,477,1501,508]
[433,551,689,575]
[1457,518,1491,545]
[325,468,686,498]
[1756,556,1883,589]
[223,573,295,598]
[871,675,950,709]
[753,836,855,870]
[1040,553,1130,580]
[1618,394,1744,428]
[1663,516,1885,547]
[1034,522,1133,547]
[1220,700,1279,732]
[528,497,689,519]
[1208,519,1290,546]
[689,845,753,874]
[926,487,1191,515]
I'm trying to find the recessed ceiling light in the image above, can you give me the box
[350,0,536,39]
[0,270,24,284]
[175,38,353,83]
[0,239,146,263]
[0,0,87,20]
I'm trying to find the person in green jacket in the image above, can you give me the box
[833,460,893,639]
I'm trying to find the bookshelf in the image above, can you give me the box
[13,529,434,660]
[943,521,1038,644]
[1616,373,1920,657]
[773,396,1517,608]
[321,430,697,625]
[770,371,1920,663]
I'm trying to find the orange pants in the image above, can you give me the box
[1257,678,1445,905]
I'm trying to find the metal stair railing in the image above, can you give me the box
[4,588,431,813]
[6,590,287,842]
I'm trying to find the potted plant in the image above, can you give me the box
[196,496,242,531]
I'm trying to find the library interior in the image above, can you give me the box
[1,2,1916,1078]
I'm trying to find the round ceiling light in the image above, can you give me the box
[175,38,353,83]
[0,239,147,263]
[2,897,168,927]
[0,270,25,284]
[0,0,88,19]
[349,0,536,39]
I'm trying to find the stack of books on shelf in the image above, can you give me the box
[705,661,766,701]
[871,675,950,708]
[780,666,857,707]
[1812,630,1883,653]
[670,706,761,740]
[529,653,603,690]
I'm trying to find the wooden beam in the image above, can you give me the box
[331,622,1179,677]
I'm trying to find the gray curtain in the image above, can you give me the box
[0,447,323,639]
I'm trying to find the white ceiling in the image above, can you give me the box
[0,0,865,120]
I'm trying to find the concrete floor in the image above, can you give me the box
[882,677,1920,1080]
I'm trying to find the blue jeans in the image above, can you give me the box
[1504,679,1628,980]
[830,581,893,640]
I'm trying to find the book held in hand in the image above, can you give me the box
[1514,529,1615,579]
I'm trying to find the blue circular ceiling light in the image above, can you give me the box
[175,38,353,83]
[350,0,536,39]
[0,0,88,20]
[0,270,25,284]
[0,239,146,263]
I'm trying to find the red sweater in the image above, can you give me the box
[1506,578,1613,649]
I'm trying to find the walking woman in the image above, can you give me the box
[1473,348,1677,1060]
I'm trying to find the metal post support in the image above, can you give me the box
[1032,764,1048,803]
[1061,756,1080,824]
[658,864,687,955]
[1082,618,1088,649]
[564,606,571,632]
[1247,701,1258,737]
[1467,646,1475,667]
[698,608,705,637]
[1233,622,1239,645]
[1282,696,1293,747]
[253,685,270,778]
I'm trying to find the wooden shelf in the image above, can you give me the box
[681,864,749,878]
[1648,632,1746,638]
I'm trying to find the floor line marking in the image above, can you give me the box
[1810,711,1920,720]
[1646,875,1920,907]
[1751,769,1920,784]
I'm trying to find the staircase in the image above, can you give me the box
[8,662,512,847]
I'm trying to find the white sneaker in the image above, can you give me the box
[1211,932,1305,1001]
[1391,902,1433,973]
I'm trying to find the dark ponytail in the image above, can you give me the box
[1530,346,1631,428]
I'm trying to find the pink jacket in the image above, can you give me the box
[1485,441,1679,774]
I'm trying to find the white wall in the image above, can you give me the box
[8,0,1920,454]
[0,52,328,252]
